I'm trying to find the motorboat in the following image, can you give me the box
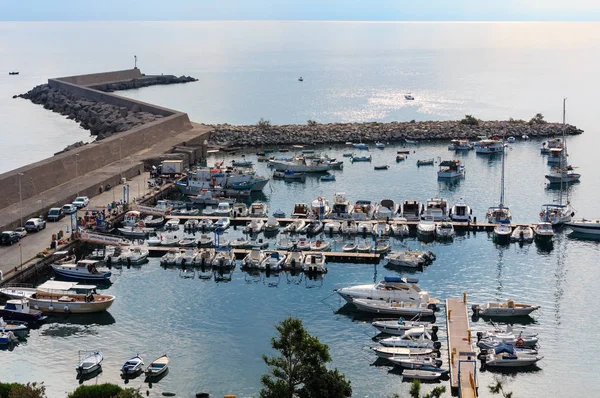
[353,143,369,150]
[545,166,581,185]
[0,330,18,345]
[379,327,440,349]
[232,203,249,217]
[370,346,435,360]
[311,197,331,219]
[437,160,465,179]
[324,221,341,234]
[481,346,542,368]
[178,237,198,247]
[269,157,332,173]
[422,198,449,221]
[273,209,286,218]
[0,317,29,333]
[214,217,230,231]
[26,282,115,314]
[565,218,600,236]
[214,202,233,217]
[511,225,534,242]
[245,218,265,234]
[386,250,435,268]
[260,251,286,271]
[122,211,142,227]
[533,222,555,241]
[390,218,409,236]
[198,234,214,247]
[121,355,144,377]
[342,242,357,252]
[402,369,445,381]
[274,170,307,182]
[198,219,214,230]
[375,199,399,220]
[475,326,538,348]
[396,154,406,162]
[249,201,269,218]
[0,299,46,323]
[203,206,216,216]
[170,208,200,217]
[230,237,249,249]
[404,94,415,101]
[357,222,374,235]
[388,356,443,370]
[475,139,504,154]
[356,239,373,253]
[472,300,540,317]
[211,248,236,268]
[448,139,473,150]
[352,200,377,220]
[76,351,103,376]
[372,239,390,254]
[291,203,310,218]
[164,218,180,230]
[376,142,385,149]
[540,203,575,226]
[52,259,111,281]
[416,159,434,166]
[374,164,389,170]
[232,159,253,167]
[143,216,165,228]
[160,249,179,265]
[264,216,280,232]
[184,219,199,231]
[341,220,358,234]
[243,249,265,269]
[331,192,353,219]
[303,253,327,273]
[400,200,422,221]
[435,222,454,240]
[350,155,372,162]
[276,236,295,250]
[336,276,433,303]
[450,199,471,222]
[284,251,304,269]
[307,220,324,235]
[309,240,331,251]
[372,317,434,336]
[118,226,150,239]
[494,224,512,242]
[352,298,436,317]
[375,222,391,237]
[145,354,169,378]
[417,216,436,236]
[320,173,335,182]
[176,249,197,266]
[540,137,562,154]
[284,219,306,233]
[193,248,215,266]
[506,136,516,143]
[119,247,149,264]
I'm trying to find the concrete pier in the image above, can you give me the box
[446,295,478,397]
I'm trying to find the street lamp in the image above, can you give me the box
[18,172,23,226]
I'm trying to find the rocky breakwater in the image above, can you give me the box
[16,84,163,140]
[209,120,583,147]
[91,74,197,92]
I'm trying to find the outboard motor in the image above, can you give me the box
[477,331,484,342]
[433,341,442,350]
[472,304,481,316]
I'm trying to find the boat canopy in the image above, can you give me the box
[384,276,419,284]
[439,160,459,167]
[37,281,79,291]
[494,344,515,355]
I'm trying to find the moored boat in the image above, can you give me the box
[76,351,103,376]
[565,218,600,236]
[511,225,534,242]
[372,317,434,336]
[353,298,435,316]
[121,355,144,377]
[472,300,540,317]
[51,259,111,281]
[145,354,169,378]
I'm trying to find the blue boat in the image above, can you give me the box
[320,174,336,181]
[351,155,372,162]
[231,181,254,190]
[0,299,47,324]
[353,143,369,150]
[273,209,286,218]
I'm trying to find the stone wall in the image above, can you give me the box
[55,68,143,86]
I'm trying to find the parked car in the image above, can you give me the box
[72,196,90,209]
[24,217,46,232]
[14,227,28,238]
[61,204,77,215]
[47,207,64,222]
[0,231,20,246]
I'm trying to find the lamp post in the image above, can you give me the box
[18,172,23,226]
[75,153,80,196]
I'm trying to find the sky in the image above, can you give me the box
[4,0,600,21]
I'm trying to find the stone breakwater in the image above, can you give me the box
[91,74,197,92]
[209,120,583,147]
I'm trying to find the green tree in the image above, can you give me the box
[489,377,513,398]
[260,317,352,398]
[307,120,318,127]
[257,118,272,130]
[529,113,546,125]
[459,115,479,126]
[68,384,143,398]
[6,383,46,398]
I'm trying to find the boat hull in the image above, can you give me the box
[51,267,111,281]
[29,296,115,314]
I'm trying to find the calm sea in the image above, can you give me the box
[1,22,600,397]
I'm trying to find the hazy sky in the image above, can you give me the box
[4,0,600,21]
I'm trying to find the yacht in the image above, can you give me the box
[249,201,269,218]
[375,199,399,220]
[545,166,581,185]
[400,200,422,221]
[449,199,471,222]
[51,260,111,281]
[311,197,331,219]
[540,203,575,226]
[335,276,432,303]
[417,216,436,236]
[331,192,353,219]
[352,200,377,220]
[565,219,600,236]
[475,139,504,154]
[26,282,115,313]
[487,140,512,224]
[422,198,449,221]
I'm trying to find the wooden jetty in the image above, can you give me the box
[446,295,478,398]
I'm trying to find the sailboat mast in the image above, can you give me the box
[500,135,505,207]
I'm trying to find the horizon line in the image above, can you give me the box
[1,19,599,23]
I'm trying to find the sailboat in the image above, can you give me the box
[540,99,577,227]
[486,136,512,224]
[545,98,581,185]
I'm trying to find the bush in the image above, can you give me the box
[508,117,525,123]
[529,112,546,125]
[257,118,272,130]
[67,384,144,398]
[307,119,318,127]
[460,114,479,126]
[0,382,46,398]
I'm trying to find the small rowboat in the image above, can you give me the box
[416,158,434,166]
[374,165,389,170]
[121,355,144,376]
[402,369,444,380]
[145,354,169,378]
[76,351,103,376]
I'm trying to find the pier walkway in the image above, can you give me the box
[446,296,478,398]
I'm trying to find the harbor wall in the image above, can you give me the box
[54,68,143,87]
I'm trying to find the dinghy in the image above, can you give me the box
[145,354,169,378]
[370,346,435,360]
[472,300,540,317]
[121,355,144,376]
[352,298,436,317]
[402,369,444,381]
[372,317,435,336]
[76,351,103,376]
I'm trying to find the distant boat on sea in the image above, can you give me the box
[298,76,304,82]
[405,93,415,100]
[9,72,19,75]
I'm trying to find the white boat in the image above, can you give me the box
[435,222,454,239]
[510,225,534,242]
[356,239,373,253]
[540,137,562,154]
[309,240,331,251]
[422,198,449,221]
[159,235,179,247]
[0,317,28,333]
[402,369,444,381]
[230,237,249,249]
[284,251,304,269]
[52,260,111,281]
[311,198,331,219]
[379,327,440,349]
[487,139,512,224]
[385,250,429,268]
[211,249,236,268]
[437,160,465,179]
[353,142,369,150]
[259,251,286,271]
[400,200,422,221]
[494,224,512,242]
[178,237,198,247]
[342,242,357,252]
[376,142,385,149]
[450,199,471,222]
[336,276,436,304]
[331,192,353,219]
[390,218,409,236]
[375,221,391,237]
[375,199,399,220]
[145,354,169,378]
[370,346,435,360]
[118,226,150,239]
[373,239,391,254]
[448,139,473,150]
[540,203,575,227]
[249,201,269,218]
[372,318,434,336]
[284,219,306,233]
[122,211,141,227]
[214,217,230,231]
[245,218,265,233]
[475,139,504,154]
[302,253,327,273]
[565,218,600,236]
[507,136,516,143]
[324,221,341,234]
[198,219,214,230]
[417,216,436,236]
[472,300,540,317]
[388,356,443,370]
[184,219,199,230]
[276,236,295,250]
[264,216,280,232]
[296,238,311,251]
[193,248,215,266]
[214,202,233,217]
[232,203,249,217]
[352,200,377,220]
[547,147,566,165]
[291,203,310,218]
[545,166,581,184]
[178,167,269,194]
[175,249,195,266]
[483,348,542,368]
[533,222,555,241]
[269,157,332,173]
[164,218,180,230]
[243,249,265,269]
[357,222,373,235]
[296,220,311,234]
[353,298,435,317]
[198,234,214,247]
[120,247,149,264]
[475,325,538,348]
[0,330,18,345]
[202,206,216,216]
[121,355,144,376]
[76,351,103,375]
